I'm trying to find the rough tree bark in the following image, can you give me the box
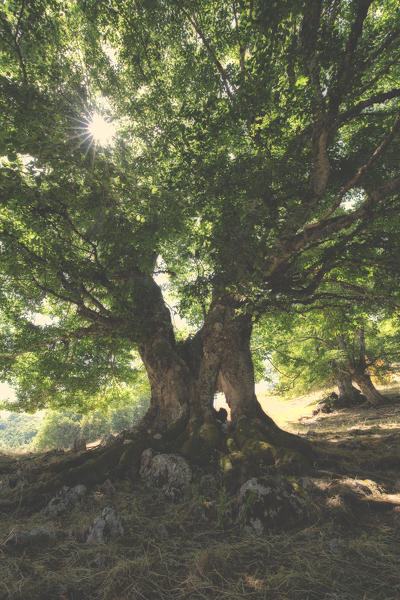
[138,284,223,458]
[335,372,364,406]
[138,287,310,467]
[215,306,311,463]
[334,328,384,406]
[351,372,384,406]
[137,276,194,434]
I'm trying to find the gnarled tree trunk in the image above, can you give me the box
[335,328,383,406]
[214,305,311,463]
[352,372,384,406]
[138,285,223,458]
[335,372,363,406]
[136,276,194,434]
[137,286,310,468]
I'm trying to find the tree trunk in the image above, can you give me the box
[215,308,311,463]
[352,372,384,405]
[335,373,363,406]
[137,277,194,434]
[137,285,310,468]
[139,334,193,434]
[137,281,222,459]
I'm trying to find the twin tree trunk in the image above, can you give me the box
[335,371,384,406]
[352,372,385,406]
[335,331,385,407]
[137,282,307,465]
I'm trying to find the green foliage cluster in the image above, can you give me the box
[0,0,400,419]
[0,410,43,450]
[0,393,149,451]
[254,307,400,396]
[34,395,148,450]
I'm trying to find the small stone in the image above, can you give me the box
[100,479,116,496]
[244,518,264,535]
[153,433,162,440]
[46,484,87,517]
[86,507,124,544]
[237,477,303,533]
[300,476,312,489]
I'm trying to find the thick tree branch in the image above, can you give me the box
[339,88,400,125]
[304,110,400,230]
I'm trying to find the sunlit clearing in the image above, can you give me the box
[87,112,116,146]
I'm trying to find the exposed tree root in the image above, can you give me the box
[0,430,153,514]
[0,417,314,514]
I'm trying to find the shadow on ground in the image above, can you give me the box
[1,388,400,599]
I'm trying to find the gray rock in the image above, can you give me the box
[140,448,192,499]
[86,507,124,544]
[100,478,116,496]
[45,484,87,517]
[5,528,56,549]
[299,476,312,489]
[238,477,304,534]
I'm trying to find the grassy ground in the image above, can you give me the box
[1,386,400,599]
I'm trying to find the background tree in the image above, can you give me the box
[258,307,400,405]
[0,0,400,470]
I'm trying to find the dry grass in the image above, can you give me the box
[1,497,399,600]
[1,385,400,599]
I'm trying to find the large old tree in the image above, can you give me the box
[1,0,400,468]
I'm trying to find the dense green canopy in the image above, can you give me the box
[1,0,400,416]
